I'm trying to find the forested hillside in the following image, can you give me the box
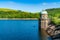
[0,8,40,18]
[46,8,60,25]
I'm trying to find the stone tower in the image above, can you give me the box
[40,10,49,40]
[41,10,48,30]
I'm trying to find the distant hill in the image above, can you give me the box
[0,8,40,18]
[46,8,60,25]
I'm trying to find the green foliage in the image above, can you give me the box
[0,8,40,18]
[46,8,60,25]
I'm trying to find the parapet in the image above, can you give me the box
[41,10,48,14]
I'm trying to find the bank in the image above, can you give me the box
[0,18,38,20]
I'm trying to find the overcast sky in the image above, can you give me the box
[0,0,60,12]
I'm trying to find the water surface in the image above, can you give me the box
[0,20,39,40]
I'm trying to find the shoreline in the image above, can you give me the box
[0,18,38,20]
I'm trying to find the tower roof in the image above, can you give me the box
[41,10,48,14]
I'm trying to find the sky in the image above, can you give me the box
[0,0,60,12]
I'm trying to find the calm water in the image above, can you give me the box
[0,20,39,40]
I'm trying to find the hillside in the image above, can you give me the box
[0,8,40,18]
[46,8,60,25]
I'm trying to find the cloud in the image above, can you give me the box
[8,1,16,4]
[40,2,60,11]
[5,1,18,5]
[42,2,59,6]
[42,3,47,5]
[52,2,57,5]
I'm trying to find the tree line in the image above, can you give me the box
[46,8,60,25]
[0,8,40,18]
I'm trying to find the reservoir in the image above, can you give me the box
[0,20,39,40]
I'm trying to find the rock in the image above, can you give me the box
[52,34,60,40]
[46,25,60,40]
